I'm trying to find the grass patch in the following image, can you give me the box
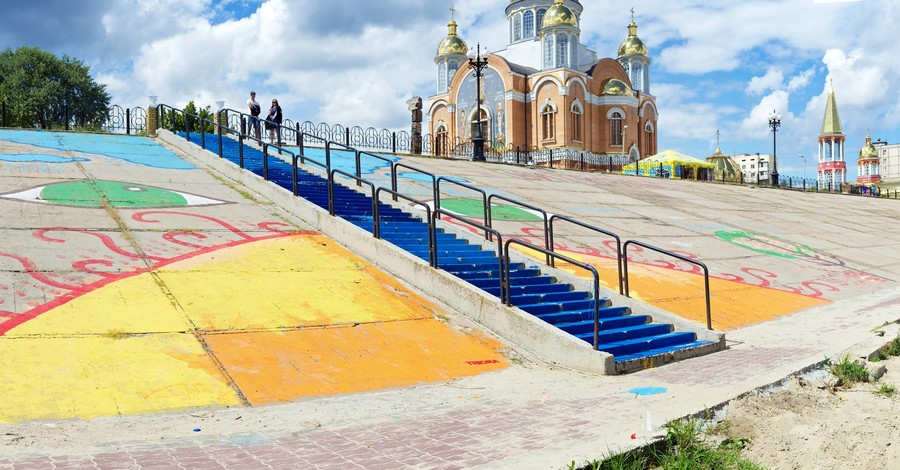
[875,384,896,398]
[566,417,765,470]
[829,355,870,384]
[885,335,900,357]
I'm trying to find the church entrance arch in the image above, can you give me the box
[456,68,506,148]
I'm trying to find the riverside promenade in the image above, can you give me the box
[1,129,898,469]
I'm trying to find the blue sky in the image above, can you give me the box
[1,0,896,179]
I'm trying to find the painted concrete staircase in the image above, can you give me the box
[179,133,715,365]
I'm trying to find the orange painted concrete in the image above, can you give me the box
[516,247,828,330]
[203,320,508,404]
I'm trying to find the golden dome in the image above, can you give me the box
[542,0,578,28]
[602,79,631,96]
[859,135,878,161]
[706,148,742,182]
[436,20,468,57]
[618,20,649,57]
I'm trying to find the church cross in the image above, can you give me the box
[450,4,456,21]
[716,129,721,147]
[630,7,635,21]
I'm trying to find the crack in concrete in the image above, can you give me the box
[69,158,252,407]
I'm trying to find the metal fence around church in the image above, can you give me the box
[3,101,895,201]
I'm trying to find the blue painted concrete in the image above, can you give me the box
[0,154,89,163]
[0,130,195,170]
[628,387,668,396]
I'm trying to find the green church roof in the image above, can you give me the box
[820,88,844,136]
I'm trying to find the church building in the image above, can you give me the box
[427,1,658,161]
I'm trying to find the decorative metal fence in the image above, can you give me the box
[102,105,146,134]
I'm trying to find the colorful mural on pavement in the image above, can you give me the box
[0,130,507,424]
[1,181,227,208]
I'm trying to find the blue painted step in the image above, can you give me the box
[178,132,716,367]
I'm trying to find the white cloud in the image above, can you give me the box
[746,68,784,96]
[787,68,815,91]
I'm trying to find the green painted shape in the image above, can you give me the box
[715,230,816,259]
[40,181,189,208]
[441,198,541,222]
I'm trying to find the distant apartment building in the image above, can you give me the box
[872,140,900,187]
[732,153,771,183]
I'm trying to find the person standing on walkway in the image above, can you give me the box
[265,99,282,144]
[246,91,261,140]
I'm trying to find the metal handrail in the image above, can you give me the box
[504,239,601,350]
[623,240,713,330]
[392,162,438,207]
[374,188,435,268]
[329,169,376,226]
[487,194,550,264]
[432,209,506,302]
[356,150,396,187]
[436,177,488,238]
[549,214,624,295]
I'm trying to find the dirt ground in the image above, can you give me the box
[708,352,900,470]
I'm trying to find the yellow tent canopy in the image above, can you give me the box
[624,149,715,179]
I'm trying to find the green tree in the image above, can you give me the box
[165,101,215,134]
[0,46,110,130]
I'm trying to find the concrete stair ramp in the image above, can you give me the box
[162,130,724,374]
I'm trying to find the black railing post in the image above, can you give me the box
[392,132,397,154]
[185,114,192,142]
[345,127,350,146]
[200,119,206,149]
[241,117,246,136]
[126,108,131,135]
[295,123,301,146]
[238,132,245,168]
[262,143,269,181]
[549,149,553,169]
[580,153,584,171]
[1,101,6,127]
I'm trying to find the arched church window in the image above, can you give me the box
[448,61,459,87]
[541,104,556,142]
[610,111,623,147]
[536,9,546,30]
[523,11,535,38]
[439,62,448,93]
[556,34,569,67]
[570,39,577,69]
[513,13,523,42]
[571,101,583,142]
[543,34,553,69]
[471,109,490,144]
[644,122,655,155]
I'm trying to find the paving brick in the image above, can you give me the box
[50,458,98,470]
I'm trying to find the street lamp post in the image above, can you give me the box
[798,154,806,180]
[467,44,490,162]
[768,110,782,187]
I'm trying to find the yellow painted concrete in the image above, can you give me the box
[203,320,508,404]
[159,235,435,331]
[1,234,507,422]
[516,247,828,330]
[0,334,239,423]
[8,274,189,337]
